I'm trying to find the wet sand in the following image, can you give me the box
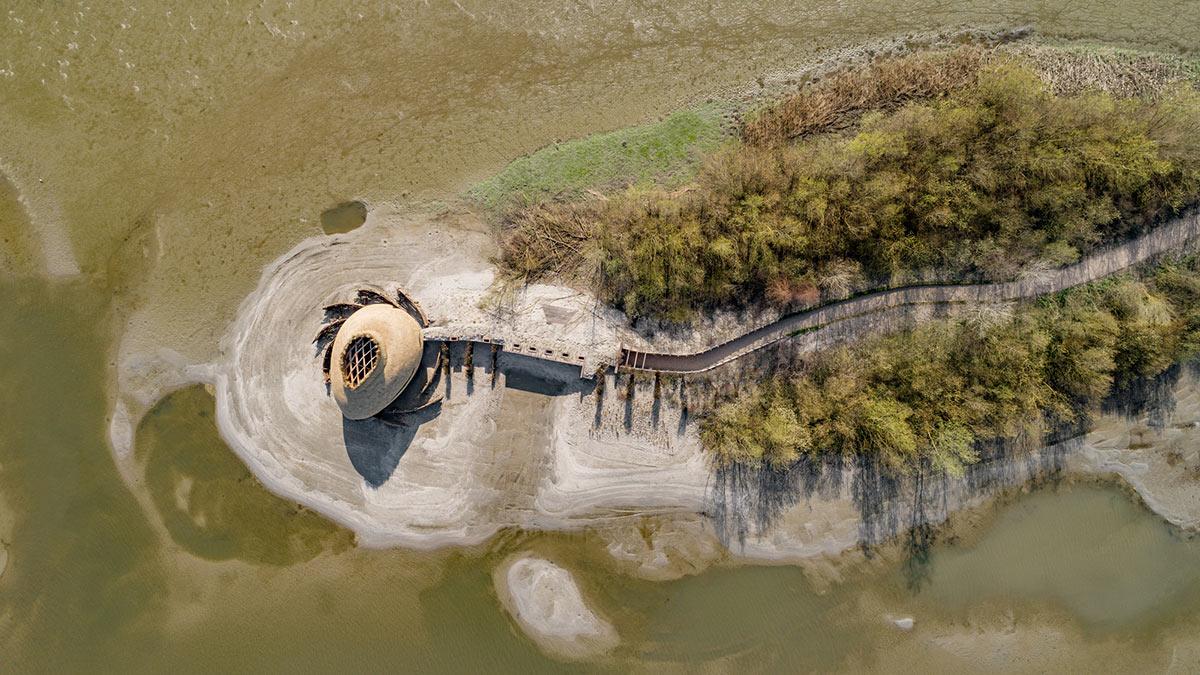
[494,554,619,660]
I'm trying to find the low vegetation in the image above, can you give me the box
[701,257,1200,474]
[742,47,987,145]
[500,53,1200,322]
[470,104,729,212]
[489,45,1200,472]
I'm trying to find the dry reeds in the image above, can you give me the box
[355,288,395,307]
[312,320,344,349]
[743,47,986,145]
[498,201,599,283]
[1011,45,1197,99]
[744,45,1197,146]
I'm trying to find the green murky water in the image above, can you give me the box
[3,0,1200,671]
[319,201,368,235]
[920,486,1200,629]
[136,386,355,565]
[0,176,34,276]
[5,292,1199,671]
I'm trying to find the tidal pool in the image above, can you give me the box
[319,201,368,235]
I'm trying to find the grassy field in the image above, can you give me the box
[468,103,730,212]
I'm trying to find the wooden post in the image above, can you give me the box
[491,343,500,387]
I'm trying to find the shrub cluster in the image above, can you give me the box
[501,63,1200,323]
[701,257,1200,473]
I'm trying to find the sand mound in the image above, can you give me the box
[494,555,618,660]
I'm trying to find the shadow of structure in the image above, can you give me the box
[343,404,441,488]
[341,341,444,488]
[340,342,597,488]
[499,350,595,397]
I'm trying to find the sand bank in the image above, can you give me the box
[494,555,618,660]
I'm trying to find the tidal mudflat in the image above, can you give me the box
[4,0,1200,671]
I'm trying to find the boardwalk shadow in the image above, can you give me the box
[623,374,635,431]
[499,351,594,397]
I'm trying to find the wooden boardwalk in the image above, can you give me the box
[618,212,1200,374]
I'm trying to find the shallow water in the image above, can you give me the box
[319,201,368,235]
[918,486,1200,630]
[0,175,34,275]
[3,0,1200,671]
[587,486,1200,671]
[5,277,1200,671]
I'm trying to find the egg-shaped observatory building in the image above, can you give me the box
[328,303,424,420]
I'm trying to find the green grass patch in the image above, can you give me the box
[468,104,730,212]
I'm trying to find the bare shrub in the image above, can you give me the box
[498,201,598,282]
[743,47,986,145]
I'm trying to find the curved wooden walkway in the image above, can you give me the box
[619,212,1200,374]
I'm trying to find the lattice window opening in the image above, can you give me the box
[342,335,380,388]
